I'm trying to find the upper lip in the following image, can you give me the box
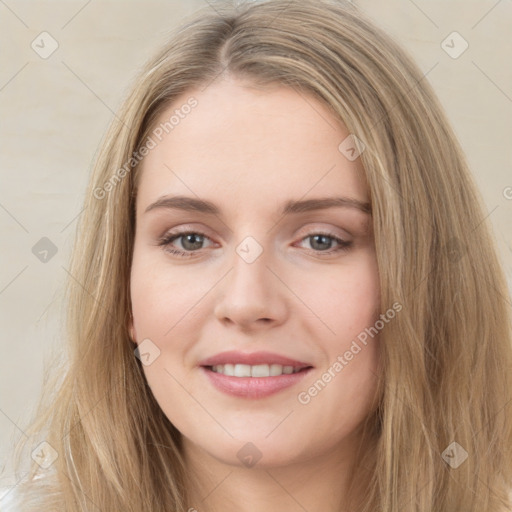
[199,351,313,369]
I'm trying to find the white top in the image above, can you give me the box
[0,473,47,511]
[0,486,18,511]
[2,482,512,510]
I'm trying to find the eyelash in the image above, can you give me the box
[157,230,353,258]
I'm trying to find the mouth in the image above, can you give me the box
[198,350,314,398]
[203,363,312,377]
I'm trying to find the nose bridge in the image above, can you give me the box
[229,235,275,305]
[214,234,288,327]
[232,236,270,295]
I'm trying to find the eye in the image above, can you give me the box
[157,231,214,257]
[296,232,353,255]
[157,229,353,258]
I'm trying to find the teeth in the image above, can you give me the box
[223,363,235,376]
[251,364,270,377]
[235,364,251,377]
[270,364,283,376]
[211,363,303,377]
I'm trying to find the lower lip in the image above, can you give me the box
[200,366,313,399]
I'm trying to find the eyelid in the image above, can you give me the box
[294,222,352,239]
[157,224,354,259]
[157,223,216,240]
[157,228,217,250]
[158,222,351,245]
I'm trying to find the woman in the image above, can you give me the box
[4,0,512,510]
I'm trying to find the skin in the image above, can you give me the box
[129,76,381,512]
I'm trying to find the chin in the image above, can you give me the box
[202,435,309,469]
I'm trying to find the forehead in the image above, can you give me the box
[135,77,368,216]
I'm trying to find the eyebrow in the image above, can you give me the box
[144,195,371,216]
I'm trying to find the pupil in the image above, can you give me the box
[311,235,331,250]
[184,234,203,250]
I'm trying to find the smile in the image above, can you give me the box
[201,365,313,399]
[209,363,305,377]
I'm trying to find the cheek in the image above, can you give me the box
[129,253,212,402]
[294,253,380,341]
[130,252,206,339]
[293,253,381,405]
[129,258,200,411]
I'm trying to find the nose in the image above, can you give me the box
[213,244,289,332]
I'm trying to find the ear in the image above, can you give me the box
[128,316,138,345]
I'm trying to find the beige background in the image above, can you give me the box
[1,0,511,490]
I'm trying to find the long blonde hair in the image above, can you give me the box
[6,0,512,510]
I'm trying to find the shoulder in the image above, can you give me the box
[0,473,50,512]
[0,485,20,511]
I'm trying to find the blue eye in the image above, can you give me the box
[157,232,213,257]
[157,231,352,258]
[300,233,352,253]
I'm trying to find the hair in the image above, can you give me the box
[5,0,512,510]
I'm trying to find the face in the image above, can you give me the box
[130,77,381,469]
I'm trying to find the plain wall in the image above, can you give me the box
[1,0,511,490]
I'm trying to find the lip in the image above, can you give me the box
[198,350,314,399]
[200,366,314,399]
[198,350,313,369]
